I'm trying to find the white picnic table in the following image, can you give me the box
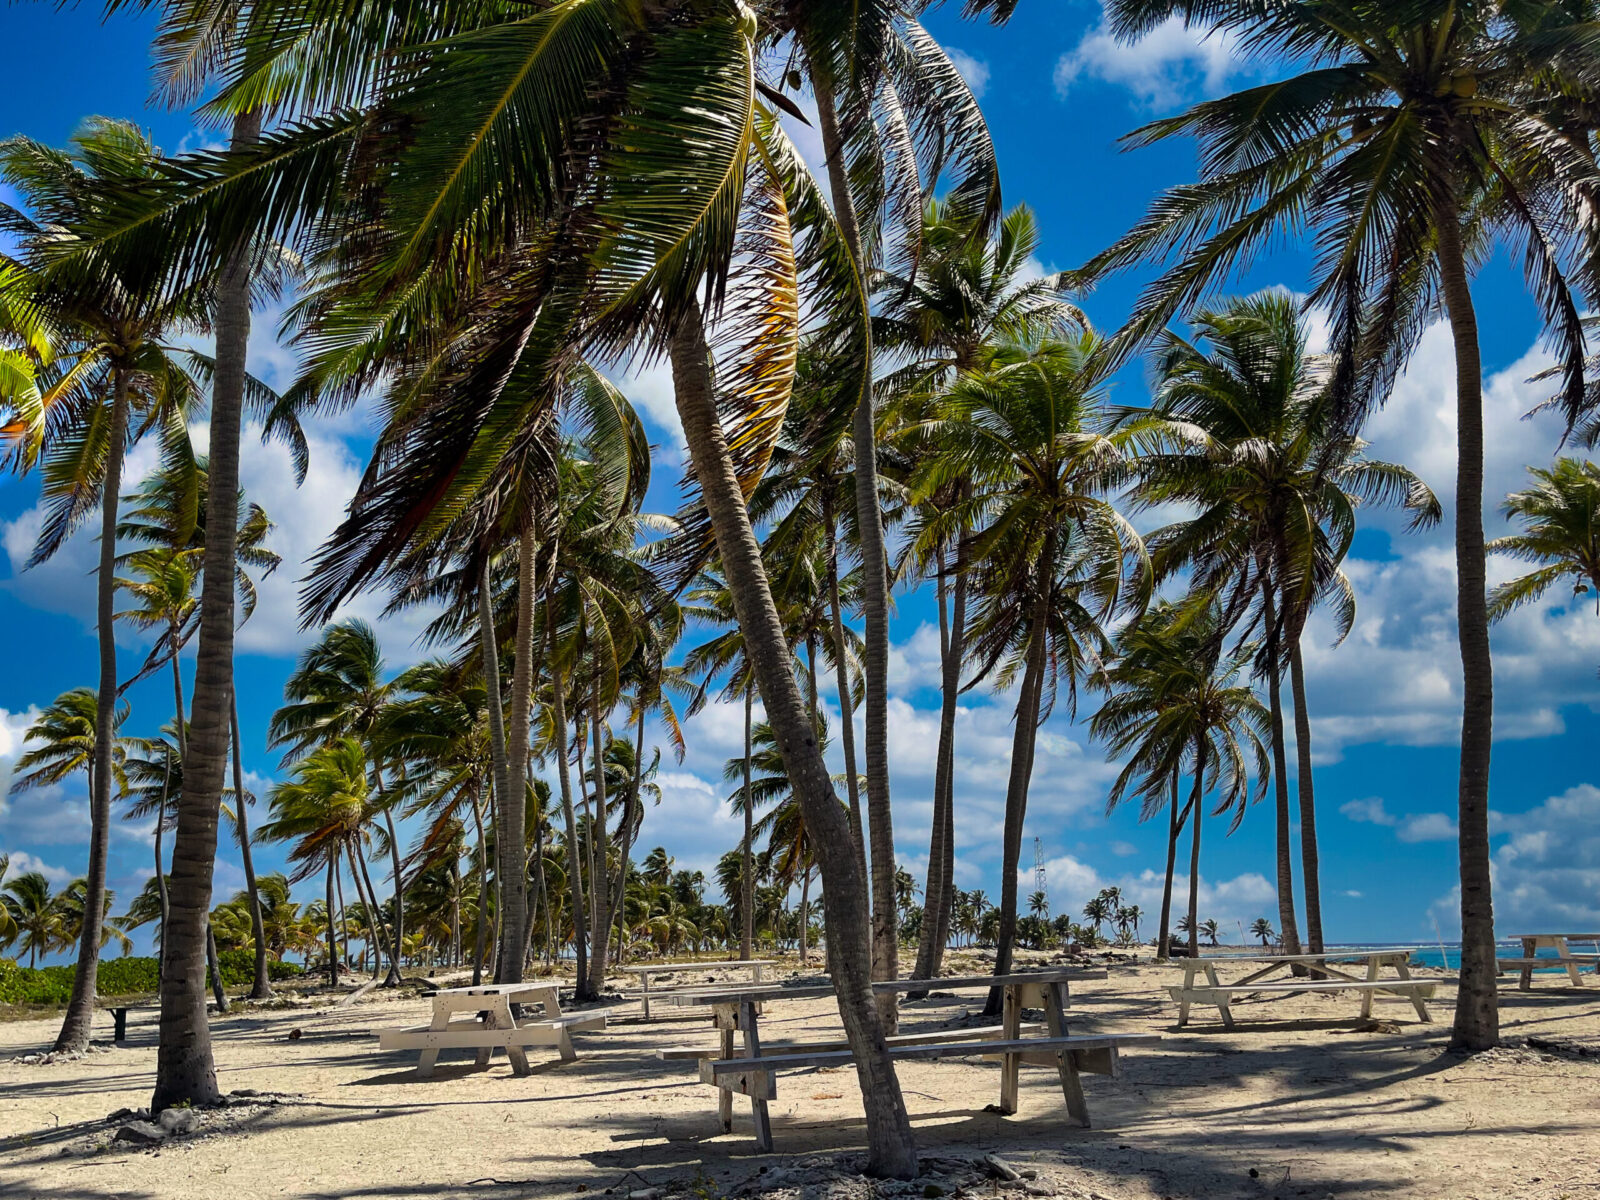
[622,958,777,1020]
[1165,950,1441,1028]
[376,982,608,1077]
[1502,933,1600,989]
[657,968,1155,1152]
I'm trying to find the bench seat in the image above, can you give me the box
[1169,980,1439,999]
[378,1011,607,1052]
[656,1022,1046,1061]
[1497,956,1600,968]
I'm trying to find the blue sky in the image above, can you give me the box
[3,2,1598,962]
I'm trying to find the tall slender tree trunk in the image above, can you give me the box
[1288,640,1324,956]
[1260,582,1304,966]
[497,525,536,982]
[799,861,812,966]
[914,534,968,991]
[1436,192,1498,1050]
[470,790,489,986]
[608,710,646,967]
[1157,771,1182,960]
[985,576,1050,1015]
[671,302,915,1177]
[377,793,405,986]
[812,71,898,1023]
[550,642,592,998]
[1187,739,1207,960]
[323,854,338,987]
[585,675,612,995]
[152,107,260,1112]
[352,839,392,979]
[824,495,868,882]
[155,758,171,969]
[54,368,129,1055]
[230,698,271,999]
[741,686,755,960]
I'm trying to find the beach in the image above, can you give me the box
[2,954,1597,1200]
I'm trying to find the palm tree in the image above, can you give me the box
[1251,918,1275,949]
[1093,601,1270,960]
[1,119,211,1053]
[258,739,371,988]
[3,872,68,968]
[122,727,184,958]
[1489,459,1600,621]
[1132,294,1439,959]
[117,453,283,1000]
[1082,895,1110,936]
[1200,919,1220,948]
[877,201,1086,988]
[912,335,1149,1002]
[1084,0,1600,1051]
[270,621,405,985]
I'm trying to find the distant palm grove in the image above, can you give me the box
[4,0,1600,1176]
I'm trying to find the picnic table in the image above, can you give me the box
[1165,950,1442,1028]
[1500,933,1600,990]
[622,959,778,1020]
[376,982,608,1077]
[656,969,1156,1152]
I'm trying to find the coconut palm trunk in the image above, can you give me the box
[913,536,967,991]
[986,576,1050,1014]
[323,853,338,986]
[811,73,898,1022]
[741,686,755,960]
[823,498,868,880]
[1260,582,1304,964]
[469,789,490,986]
[155,758,171,960]
[230,697,271,999]
[152,107,260,1112]
[1287,640,1323,956]
[377,789,405,986]
[1187,738,1207,960]
[549,637,591,998]
[497,525,536,982]
[671,302,915,1177]
[608,710,646,966]
[585,675,612,995]
[1435,192,1498,1051]
[1157,771,1181,960]
[53,369,129,1055]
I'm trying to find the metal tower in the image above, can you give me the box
[1033,837,1050,922]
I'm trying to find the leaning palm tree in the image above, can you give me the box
[1083,0,1600,1051]
[1251,918,1275,949]
[910,334,1149,1002]
[877,200,1086,988]
[1,118,211,1054]
[258,739,371,988]
[1131,293,1440,958]
[1488,459,1600,621]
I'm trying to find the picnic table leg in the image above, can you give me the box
[501,1000,532,1076]
[1361,958,1379,1019]
[1554,938,1584,987]
[416,1001,454,1078]
[641,973,653,1021]
[739,999,773,1152]
[1044,981,1089,1127]
[1520,938,1537,991]
[716,1008,736,1134]
[1000,985,1021,1115]
[1175,962,1196,1027]
[1203,964,1235,1029]
[752,963,765,984]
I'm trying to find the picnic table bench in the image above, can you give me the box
[1165,950,1444,1028]
[377,982,608,1077]
[1500,934,1600,990]
[656,969,1155,1152]
[622,959,778,1020]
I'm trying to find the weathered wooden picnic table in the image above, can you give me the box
[1165,950,1442,1028]
[623,959,778,1020]
[377,982,608,1077]
[1500,933,1600,990]
[656,968,1156,1151]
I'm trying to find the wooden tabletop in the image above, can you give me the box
[1164,950,1420,966]
[623,960,777,976]
[662,968,1108,1007]
[433,982,559,997]
[1512,933,1600,940]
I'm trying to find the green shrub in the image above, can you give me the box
[0,952,303,1006]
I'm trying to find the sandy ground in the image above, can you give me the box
[2,954,1598,1200]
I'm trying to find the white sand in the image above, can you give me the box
[2,955,1596,1199]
